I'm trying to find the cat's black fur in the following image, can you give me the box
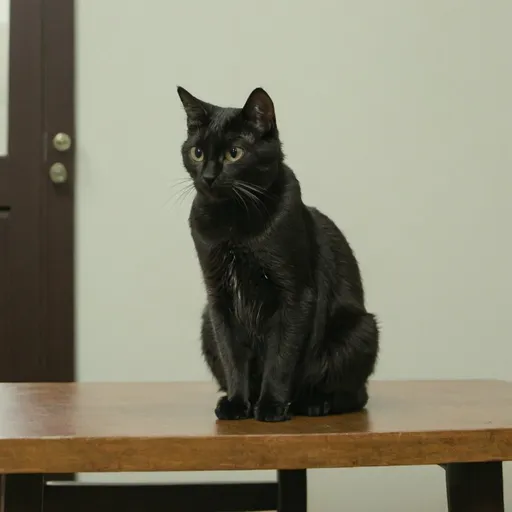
[178,86,379,422]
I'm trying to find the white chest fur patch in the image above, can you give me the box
[227,256,243,311]
[226,253,265,326]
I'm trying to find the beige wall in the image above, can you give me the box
[76,1,512,510]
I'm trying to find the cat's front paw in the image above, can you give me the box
[293,393,332,417]
[215,395,251,420]
[254,399,291,422]
[294,399,332,417]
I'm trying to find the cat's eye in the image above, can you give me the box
[190,147,204,162]
[225,147,245,163]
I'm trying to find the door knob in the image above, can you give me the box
[49,162,68,184]
[52,132,72,152]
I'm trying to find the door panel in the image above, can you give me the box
[0,0,44,381]
[0,0,74,382]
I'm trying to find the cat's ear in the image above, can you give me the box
[242,88,276,134]
[177,86,210,130]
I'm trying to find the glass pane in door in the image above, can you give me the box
[0,0,9,156]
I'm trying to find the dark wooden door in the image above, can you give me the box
[0,0,74,382]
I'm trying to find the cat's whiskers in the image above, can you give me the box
[236,180,276,201]
[164,178,196,208]
[176,182,196,206]
[232,187,249,215]
[233,184,261,214]
[168,177,192,189]
[235,181,268,195]
[234,181,270,218]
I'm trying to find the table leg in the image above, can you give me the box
[445,462,504,512]
[277,469,307,512]
[1,474,45,512]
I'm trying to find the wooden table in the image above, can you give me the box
[0,380,511,511]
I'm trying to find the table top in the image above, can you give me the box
[0,380,511,473]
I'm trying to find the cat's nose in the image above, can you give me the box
[201,166,217,187]
[202,174,216,187]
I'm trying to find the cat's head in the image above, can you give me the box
[177,87,283,201]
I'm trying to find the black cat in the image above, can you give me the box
[178,86,379,422]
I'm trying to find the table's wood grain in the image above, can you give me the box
[0,380,511,473]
